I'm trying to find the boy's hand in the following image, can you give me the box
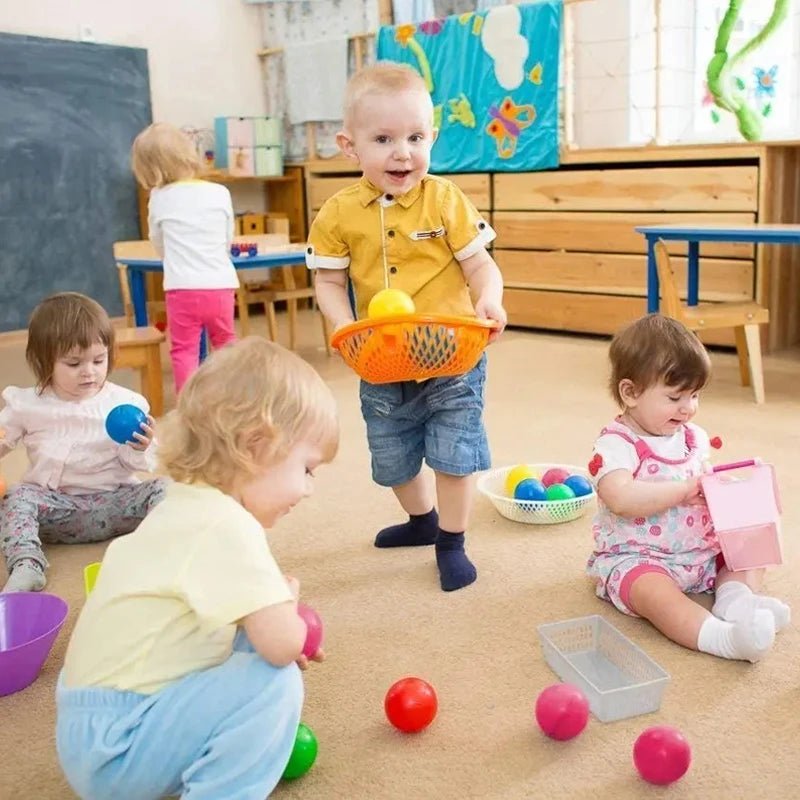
[128,415,156,451]
[474,296,507,343]
[296,647,326,671]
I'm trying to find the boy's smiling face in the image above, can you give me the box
[337,89,436,197]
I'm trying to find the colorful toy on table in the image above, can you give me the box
[633,726,691,785]
[384,676,438,733]
[296,602,323,659]
[0,592,68,697]
[105,404,147,445]
[281,722,318,780]
[230,242,258,258]
[700,458,782,571]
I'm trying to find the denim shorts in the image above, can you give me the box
[359,354,490,487]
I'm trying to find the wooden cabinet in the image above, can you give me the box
[301,144,800,351]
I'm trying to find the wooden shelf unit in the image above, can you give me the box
[303,143,800,351]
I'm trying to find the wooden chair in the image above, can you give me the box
[114,326,166,417]
[234,234,331,355]
[113,240,165,327]
[654,239,769,403]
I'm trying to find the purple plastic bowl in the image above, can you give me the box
[0,592,69,697]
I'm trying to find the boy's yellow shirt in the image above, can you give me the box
[306,174,496,320]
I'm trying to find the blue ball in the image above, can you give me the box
[564,474,593,497]
[105,404,147,445]
[514,478,548,502]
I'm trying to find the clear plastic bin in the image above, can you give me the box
[537,615,670,722]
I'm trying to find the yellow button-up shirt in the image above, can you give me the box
[306,175,496,320]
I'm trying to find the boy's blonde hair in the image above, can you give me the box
[609,314,711,405]
[157,337,339,489]
[343,62,431,128]
[26,293,115,392]
[131,122,202,190]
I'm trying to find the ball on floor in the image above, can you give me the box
[633,725,691,785]
[385,677,438,733]
[534,683,589,741]
[282,723,318,780]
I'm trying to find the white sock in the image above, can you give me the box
[712,581,791,632]
[697,610,774,662]
[2,561,46,593]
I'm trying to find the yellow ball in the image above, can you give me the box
[504,465,540,497]
[367,288,415,319]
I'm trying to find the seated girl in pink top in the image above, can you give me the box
[587,314,789,663]
[0,293,166,592]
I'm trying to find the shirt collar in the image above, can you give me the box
[357,176,423,209]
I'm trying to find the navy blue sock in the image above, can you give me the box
[435,530,477,592]
[374,508,439,548]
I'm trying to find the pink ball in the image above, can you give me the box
[541,468,571,488]
[534,683,589,741]
[633,726,691,785]
[297,602,323,659]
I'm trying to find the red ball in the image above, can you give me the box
[633,726,691,785]
[384,677,438,733]
[154,320,167,333]
[297,602,323,659]
[534,683,589,741]
[541,468,571,488]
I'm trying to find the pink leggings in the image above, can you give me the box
[165,289,237,393]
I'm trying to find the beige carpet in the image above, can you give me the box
[2,313,800,800]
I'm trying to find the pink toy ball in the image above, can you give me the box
[633,725,692,785]
[0,592,69,697]
[534,683,590,741]
[541,467,571,488]
[297,602,323,659]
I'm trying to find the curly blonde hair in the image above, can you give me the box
[157,337,339,489]
[131,122,202,190]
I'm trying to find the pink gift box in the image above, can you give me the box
[700,459,782,571]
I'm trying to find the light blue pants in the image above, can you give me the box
[56,633,303,800]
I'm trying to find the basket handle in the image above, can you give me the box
[711,458,760,473]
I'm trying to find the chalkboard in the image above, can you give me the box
[0,33,152,332]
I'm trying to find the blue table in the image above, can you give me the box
[636,223,800,313]
[118,247,309,358]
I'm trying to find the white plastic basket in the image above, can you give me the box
[476,463,596,525]
[538,615,670,722]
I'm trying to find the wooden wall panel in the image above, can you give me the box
[494,166,758,212]
[495,250,754,302]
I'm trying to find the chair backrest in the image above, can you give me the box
[113,239,160,260]
[653,240,684,320]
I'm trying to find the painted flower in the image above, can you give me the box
[419,19,445,36]
[395,24,416,46]
[649,525,662,537]
[701,82,714,107]
[754,66,778,98]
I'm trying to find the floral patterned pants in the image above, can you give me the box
[1,480,167,572]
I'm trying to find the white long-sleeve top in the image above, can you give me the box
[0,383,156,495]
[148,180,239,291]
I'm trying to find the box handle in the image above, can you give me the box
[711,458,760,473]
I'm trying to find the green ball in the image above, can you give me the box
[545,483,576,501]
[282,722,318,780]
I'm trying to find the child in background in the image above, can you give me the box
[0,293,165,593]
[56,337,338,800]
[587,314,790,662]
[131,122,238,393]
[308,62,506,593]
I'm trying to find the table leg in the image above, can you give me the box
[646,236,659,313]
[130,270,148,327]
[687,240,700,306]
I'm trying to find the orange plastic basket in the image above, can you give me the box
[331,314,497,384]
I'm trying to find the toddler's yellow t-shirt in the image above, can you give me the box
[61,482,293,694]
